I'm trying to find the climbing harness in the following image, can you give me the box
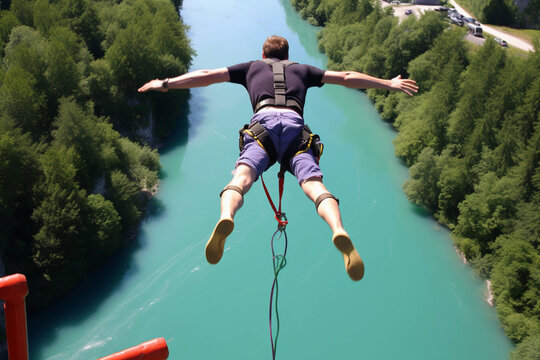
[239,121,323,173]
[239,58,324,174]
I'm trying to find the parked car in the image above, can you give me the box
[434,6,448,11]
[405,9,412,15]
[464,17,479,25]
[450,15,464,26]
[495,38,508,47]
[447,9,463,18]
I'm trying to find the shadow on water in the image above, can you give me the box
[146,195,166,218]
[158,91,207,157]
[155,95,191,157]
[409,203,433,218]
[28,232,145,358]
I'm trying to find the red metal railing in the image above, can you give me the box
[0,273,168,360]
[97,338,169,360]
[0,274,29,360]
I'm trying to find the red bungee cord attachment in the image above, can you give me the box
[261,171,288,229]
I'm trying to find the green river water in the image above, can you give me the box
[28,0,514,358]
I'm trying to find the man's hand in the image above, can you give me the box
[138,79,168,93]
[387,75,418,96]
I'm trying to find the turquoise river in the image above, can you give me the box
[28,0,514,359]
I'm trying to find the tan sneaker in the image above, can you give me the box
[205,218,234,264]
[332,232,364,281]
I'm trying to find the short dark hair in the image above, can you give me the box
[263,35,289,60]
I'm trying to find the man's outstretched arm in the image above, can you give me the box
[138,67,230,93]
[322,70,418,96]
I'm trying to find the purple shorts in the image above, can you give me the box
[235,110,323,184]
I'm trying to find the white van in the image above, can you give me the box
[467,22,482,37]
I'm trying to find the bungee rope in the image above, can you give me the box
[261,171,288,360]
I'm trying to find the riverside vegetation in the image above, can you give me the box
[0,0,193,309]
[291,0,539,358]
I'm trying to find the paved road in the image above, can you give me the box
[448,0,534,52]
[382,1,534,52]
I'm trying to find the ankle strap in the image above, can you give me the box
[315,193,339,211]
[220,185,244,198]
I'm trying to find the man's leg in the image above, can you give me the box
[206,164,257,264]
[301,178,364,281]
[219,164,257,220]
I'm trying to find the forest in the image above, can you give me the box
[0,0,193,309]
[291,0,539,358]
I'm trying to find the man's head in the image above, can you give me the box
[262,35,289,60]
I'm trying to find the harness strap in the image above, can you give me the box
[219,185,244,198]
[315,193,340,211]
[254,59,302,115]
[254,98,302,114]
[272,61,286,106]
[243,121,278,168]
[279,124,323,174]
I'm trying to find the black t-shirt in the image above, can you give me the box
[227,59,326,113]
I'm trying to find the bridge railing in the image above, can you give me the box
[0,273,168,360]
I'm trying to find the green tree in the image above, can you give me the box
[0,64,46,139]
[10,0,33,27]
[32,0,61,36]
[0,9,20,56]
[403,147,441,210]
[86,193,121,259]
[511,334,540,360]
[407,28,468,93]
[491,231,540,342]
[31,145,89,304]
[107,169,141,229]
[455,173,520,252]
[62,0,103,56]
[447,38,506,147]
[44,26,81,109]
[382,12,445,78]
[118,138,160,190]
[436,152,472,226]
[0,125,40,252]
[519,122,540,200]
[2,25,47,85]
[393,58,463,163]
[52,99,104,190]
[84,58,121,118]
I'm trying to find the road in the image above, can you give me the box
[448,0,534,52]
[382,1,534,52]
